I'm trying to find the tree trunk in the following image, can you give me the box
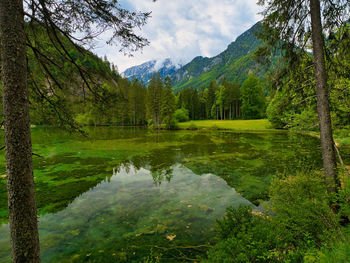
[0,0,41,262]
[236,100,239,118]
[310,0,340,194]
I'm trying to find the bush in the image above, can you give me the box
[75,112,95,126]
[269,172,339,249]
[174,108,189,122]
[204,172,342,262]
[304,227,350,263]
[205,206,279,263]
[164,116,178,130]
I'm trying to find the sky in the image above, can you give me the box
[93,0,262,72]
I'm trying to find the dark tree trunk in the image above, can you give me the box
[310,0,340,194]
[0,0,41,262]
[236,100,239,118]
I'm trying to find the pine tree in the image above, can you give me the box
[207,81,217,119]
[147,74,157,127]
[161,77,176,129]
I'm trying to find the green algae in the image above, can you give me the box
[0,127,347,262]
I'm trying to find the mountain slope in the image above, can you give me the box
[122,58,182,84]
[172,22,264,90]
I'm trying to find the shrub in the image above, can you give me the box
[164,117,178,130]
[304,227,350,263]
[269,172,340,249]
[205,206,280,263]
[204,172,342,262]
[174,108,189,122]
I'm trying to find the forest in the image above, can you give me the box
[0,0,349,263]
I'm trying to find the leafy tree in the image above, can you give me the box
[241,74,266,119]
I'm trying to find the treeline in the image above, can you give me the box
[73,77,148,127]
[176,74,265,121]
[71,72,266,128]
[1,23,268,129]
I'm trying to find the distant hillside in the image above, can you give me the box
[172,22,265,90]
[122,58,183,84]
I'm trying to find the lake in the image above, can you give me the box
[0,127,348,262]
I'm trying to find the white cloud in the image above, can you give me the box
[93,0,262,72]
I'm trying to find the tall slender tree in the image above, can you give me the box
[161,76,176,129]
[0,1,40,261]
[310,0,340,193]
[0,0,151,261]
[257,0,349,194]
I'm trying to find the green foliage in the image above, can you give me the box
[205,171,342,262]
[75,112,96,126]
[304,229,350,263]
[146,74,177,130]
[263,23,350,132]
[175,77,245,121]
[205,206,278,263]
[164,117,178,130]
[174,108,189,122]
[241,74,266,119]
[161,76,176,129]
[0,23,150,129]
[269,172,340,248]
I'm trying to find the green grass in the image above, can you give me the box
[177,119,274,131]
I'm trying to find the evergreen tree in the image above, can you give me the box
[161,77,176,129]
[207,81,217,119]
[147,73,163,128]
[147,74,157,126]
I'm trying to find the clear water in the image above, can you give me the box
[0,127,347,262]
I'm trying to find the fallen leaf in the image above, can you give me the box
[166,235,176,241]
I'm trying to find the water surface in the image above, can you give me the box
[1,127,347,262]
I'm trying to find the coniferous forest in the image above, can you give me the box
[0,0,349,262]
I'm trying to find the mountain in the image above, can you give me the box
[122,58,183,84]
[172,22,265,90]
